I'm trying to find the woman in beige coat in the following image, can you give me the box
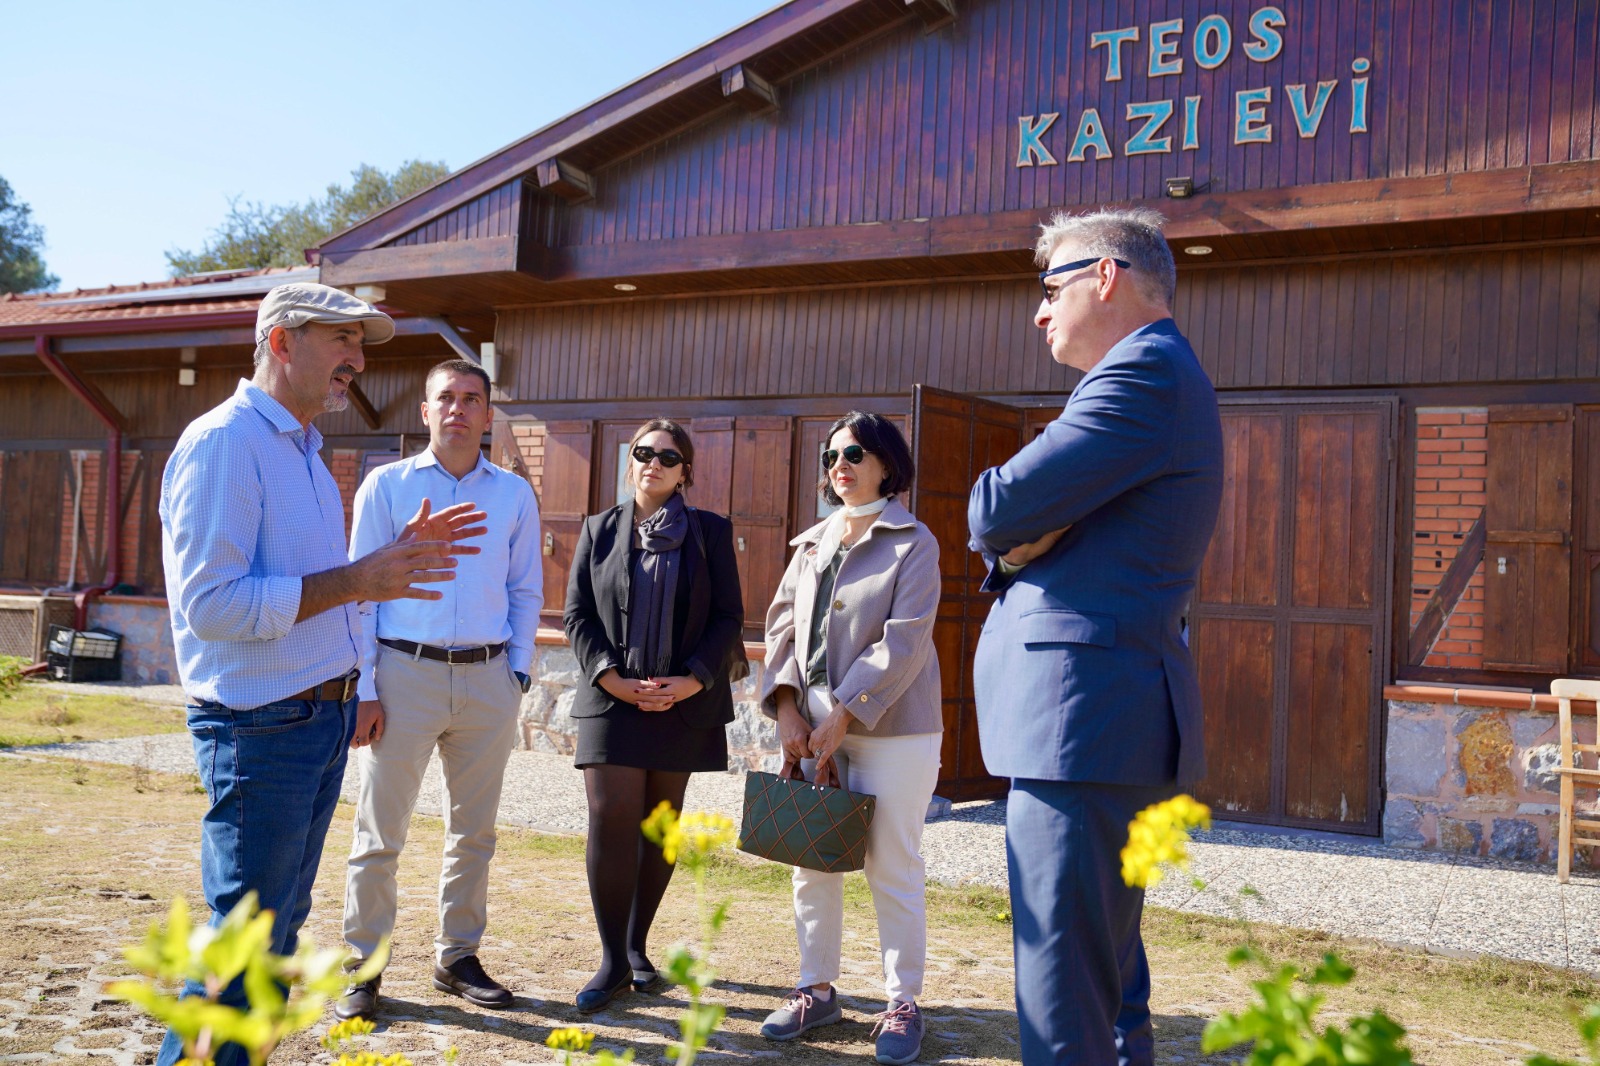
[758,411,942,1066]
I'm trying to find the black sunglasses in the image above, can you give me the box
[822,444,867,470]
[631,445,684,468]
[1038,256,1131,301]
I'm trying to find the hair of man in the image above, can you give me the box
[817,410,916,506]
[626,417,696,489]
[1034,206,1177,309]
[252,322,310,367]
[424,358,491,399]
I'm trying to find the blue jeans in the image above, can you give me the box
[156,694,357,1066]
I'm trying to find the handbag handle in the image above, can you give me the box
[781,755,845,791]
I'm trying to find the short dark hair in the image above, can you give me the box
[424,359,491,399]
[627,417,696,489]
[818,411,915,506]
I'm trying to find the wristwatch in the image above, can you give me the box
[515,671,532,694]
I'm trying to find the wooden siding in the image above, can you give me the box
[496,244,1600,402]
[387,181,527,247]
[532,0,1600,250]
[0,356,449,442]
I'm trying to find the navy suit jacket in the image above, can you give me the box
[968,319,1223,786]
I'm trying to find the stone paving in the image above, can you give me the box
[20,729,1600,977]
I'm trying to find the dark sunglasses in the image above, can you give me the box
[1038,256,1131,301]
[822,444,868,470]
[631,445,684,468]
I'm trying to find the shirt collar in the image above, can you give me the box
[413,446,490,481]
[236,379,321,454]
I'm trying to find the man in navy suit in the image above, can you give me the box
[967,208,1223,1066]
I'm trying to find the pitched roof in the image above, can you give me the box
[0,267,312,335]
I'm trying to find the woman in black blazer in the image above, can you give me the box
[563,418,744,1013]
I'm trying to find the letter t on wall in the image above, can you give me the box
[1089,26,1140,81]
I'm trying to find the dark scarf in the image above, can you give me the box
[624,493,689,678]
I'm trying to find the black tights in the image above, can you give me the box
[581,764,692,993]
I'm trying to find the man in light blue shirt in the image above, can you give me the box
[156,284,485,1066]
[338,359,543,1020]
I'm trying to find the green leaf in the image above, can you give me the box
[1227,944,1262,967]
[1310,953,1355,987]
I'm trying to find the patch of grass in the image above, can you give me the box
[0,686,183,747]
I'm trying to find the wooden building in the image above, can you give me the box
[8,0,1599,857]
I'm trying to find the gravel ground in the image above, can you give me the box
[17,730,1600,975]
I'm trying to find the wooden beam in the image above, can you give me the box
[347,380,382,430]
[318,236,518,287]
[906,0,955,29]
[721,64,779,113]
[534,158,595,204]
[1407,512,1487,666]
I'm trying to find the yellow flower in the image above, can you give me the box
[322,1016,377,1050]
[641,804,736,865]
[546,1027,595,1053]
[1121,794,1211,889]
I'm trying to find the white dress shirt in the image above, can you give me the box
[349,448,543,702]
[160,379,360,708]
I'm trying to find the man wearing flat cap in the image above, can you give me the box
[155,283,486,1066]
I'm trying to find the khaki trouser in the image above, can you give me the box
[343,644,521,968]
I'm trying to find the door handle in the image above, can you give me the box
[543,531,554,556]
[737,536,747,552]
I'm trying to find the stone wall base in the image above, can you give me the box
[1385,697,1593,865]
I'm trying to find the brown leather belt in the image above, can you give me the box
[379,637,508,665]
[288,671,360,703]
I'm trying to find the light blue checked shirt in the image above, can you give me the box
[160,379,361,709]
[350,448,543,702]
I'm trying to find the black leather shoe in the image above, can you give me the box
[631,968,663,993]
[432,955,514,1009]
[335,976,381,1021]
[575,973,631,1014]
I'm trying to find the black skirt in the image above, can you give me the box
[574,703,729,772]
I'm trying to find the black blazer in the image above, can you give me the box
[563,500,745,729]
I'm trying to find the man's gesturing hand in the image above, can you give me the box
[401,499,488,555]
[351,539,461,602]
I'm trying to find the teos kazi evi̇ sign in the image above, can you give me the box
[1016,6,1372,167]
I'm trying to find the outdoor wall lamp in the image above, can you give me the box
[480,342,499,385]
[179,346,197,386]
[1165,176,1213,199]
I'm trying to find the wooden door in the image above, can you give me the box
[1483,405,1572,673]
[909,385,1022,802]
[693,416,792,640]
[137,450,172,595]
[538,421,594,625]
[1192,401,1396,835]
[0,451,65,588]
[1575,408,1600,673]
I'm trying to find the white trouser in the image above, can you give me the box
[344,644,521,968]
[793,684,942,1002]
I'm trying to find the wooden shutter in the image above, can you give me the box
[0,451,65,587]
[909,385,1022,802]
[1483,405,1572,673]
[539,421,594,624]
[1576,408,1600,672]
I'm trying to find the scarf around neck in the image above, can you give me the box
[625,492,689,678]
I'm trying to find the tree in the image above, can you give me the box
[165,160,449,276]
[0,176,60,294]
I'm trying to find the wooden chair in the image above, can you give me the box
[1551,679,1600,883]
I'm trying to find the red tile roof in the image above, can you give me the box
[0,267,305,332]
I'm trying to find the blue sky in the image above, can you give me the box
[3,0,775,291]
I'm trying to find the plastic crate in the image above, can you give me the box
[45,625,122,682]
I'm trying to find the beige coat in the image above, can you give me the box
[761,497,943,737]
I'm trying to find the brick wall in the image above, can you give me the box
[509,422,546,498]
[328,449,361,536]
[1409,409,1489,670]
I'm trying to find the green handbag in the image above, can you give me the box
[738,758,876,873]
